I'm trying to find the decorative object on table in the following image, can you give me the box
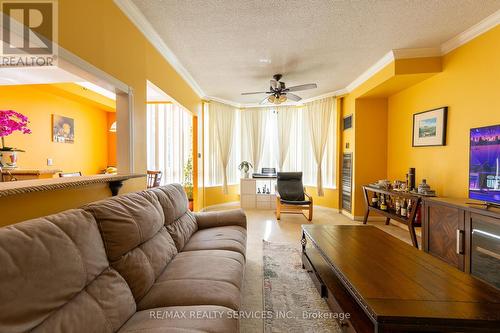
[418,179,431,194]
[412,107,448,147]
[408,167,416,191]
[238,160,253,178]
[263,241,341,332]
[52,114,75,143]
[183,157,194,211]
[0,110,31,169]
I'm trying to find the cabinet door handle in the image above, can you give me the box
[456,230,464,255]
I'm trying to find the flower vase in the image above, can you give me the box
[244,171,250,178]
[0,150,18,169]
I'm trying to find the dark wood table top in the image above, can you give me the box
[302,225,500,323]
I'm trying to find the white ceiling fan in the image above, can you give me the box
[241,74,318,104]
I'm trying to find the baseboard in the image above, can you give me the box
[341,210,386,222]
[201,201,240,211]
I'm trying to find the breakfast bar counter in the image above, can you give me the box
[0,173,146,198]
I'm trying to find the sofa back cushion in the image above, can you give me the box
[0,210,136,333]
[84,191,178,302]
[147,184,198,251]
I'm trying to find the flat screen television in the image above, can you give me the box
[469,124,500,205]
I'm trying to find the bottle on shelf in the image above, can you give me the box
[395,197,401,215]
[407,199,412,218]
[400,199,407,217]
[371,193,379,207]
[380,195,388,211]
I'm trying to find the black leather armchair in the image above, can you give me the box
[276,172,313,221]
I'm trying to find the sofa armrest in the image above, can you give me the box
[194,209,247,230]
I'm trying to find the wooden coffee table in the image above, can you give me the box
[301,225,500,332]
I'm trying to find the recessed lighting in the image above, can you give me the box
[259,59,272,64]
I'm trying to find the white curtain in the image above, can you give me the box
[276,106,296,170]
[147,103,192,185]
[209,102,236,193]
[305,97,336,196]
[241,108,267,172]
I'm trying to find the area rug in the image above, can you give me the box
[263,241,341,333]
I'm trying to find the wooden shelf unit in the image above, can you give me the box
[362,185,424,248]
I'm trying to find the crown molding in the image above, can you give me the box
[113,0,205,98]
[441,9,500,55]
[205,96,242,108]
[344,50,395,93]
[392,47,442,59]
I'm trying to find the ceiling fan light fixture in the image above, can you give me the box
[278,95,287,103]
[268,95,276,104]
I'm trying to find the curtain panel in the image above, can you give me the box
[241,108,267,172]
[305,97,336,196]
[209,102,237,193]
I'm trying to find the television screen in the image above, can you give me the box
[469,124,500,205]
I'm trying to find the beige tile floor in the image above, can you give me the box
[206,205,419,333]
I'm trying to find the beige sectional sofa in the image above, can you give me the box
[0,184,247,333]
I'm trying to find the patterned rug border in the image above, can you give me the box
[262,240,341,333]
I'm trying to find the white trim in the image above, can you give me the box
[392,47,441,59]
[441,9,500,55]
[113,0,205,98]
[345,50,395,93]
[206,96,242,108]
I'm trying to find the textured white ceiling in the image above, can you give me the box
[131,0,500,104]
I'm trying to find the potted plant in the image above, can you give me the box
[0,110,31,169]
[183,157,194,211]
[238,161,253,178]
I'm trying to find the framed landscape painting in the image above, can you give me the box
[412,107,447,147]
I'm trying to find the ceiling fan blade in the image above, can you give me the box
[260,95,270,104]
[241,91,269,95]
[286,93,302,102]
[270,79,278,90]
[285,83,317,92]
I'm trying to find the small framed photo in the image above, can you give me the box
[52,114,75,144]
[412,107,448,147]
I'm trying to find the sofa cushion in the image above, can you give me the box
[119,306,238,333]
[137,250,245,311]
[0,210,136,333]
[182,226,247,255]
[84,191,178,302]
[147,184,198,251]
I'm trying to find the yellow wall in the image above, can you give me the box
[0,0,202,226]
[387,26,500,198]
[107,112,117,166]
[58,0,202,175]
[0,84,110,175]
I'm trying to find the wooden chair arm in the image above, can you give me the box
[304,191,313,202]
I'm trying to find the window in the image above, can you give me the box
[147,103,192,185]
[255,107,336,188]
[203,99,337,189]
[203,103,241,186]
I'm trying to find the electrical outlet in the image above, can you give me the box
[47,158,53,166]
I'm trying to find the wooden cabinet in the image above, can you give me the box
[422,200,465,270]
[423,197,500,287]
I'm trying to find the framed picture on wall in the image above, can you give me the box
[412,107,447,147]
[52,114,75,143]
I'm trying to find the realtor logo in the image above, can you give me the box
[1,0,58,67]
